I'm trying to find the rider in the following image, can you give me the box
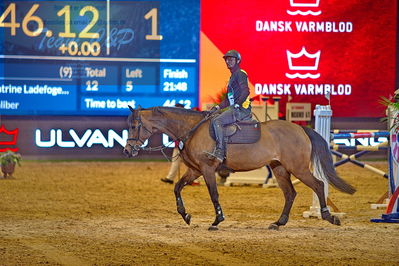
[206,49,252,162]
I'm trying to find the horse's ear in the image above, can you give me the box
[137,105,142,110]
[128,105,134,112]
[153,106,163,115]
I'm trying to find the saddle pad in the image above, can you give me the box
[209,121,261,144]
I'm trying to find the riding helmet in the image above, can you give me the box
[223,50,241,63]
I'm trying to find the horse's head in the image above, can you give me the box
[123,105,154,157]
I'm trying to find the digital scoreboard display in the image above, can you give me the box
[0,0,199,116]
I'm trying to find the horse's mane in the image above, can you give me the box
[128,106,206,124]
[152,106,206,117]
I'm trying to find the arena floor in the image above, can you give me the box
[0,161,398,265]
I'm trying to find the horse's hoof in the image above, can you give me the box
[268,223,279,230]
[332,216,341,226]
[208,225,219,231]
[184,214,191,225]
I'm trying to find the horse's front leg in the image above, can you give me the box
[174,168,200,225]
[201,165,225,230]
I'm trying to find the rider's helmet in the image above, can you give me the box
[223,50,241,64]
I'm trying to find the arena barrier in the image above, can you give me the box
[331,131,392,213]
[371,108,399,223]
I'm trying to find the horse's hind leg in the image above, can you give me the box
[295,169,340,226]
[269,162,296,230]
[174,168,201,225]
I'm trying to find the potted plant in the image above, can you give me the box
[0,151,22,178]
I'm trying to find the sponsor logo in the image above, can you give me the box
[35,129,128,148]
[35,128,174,149]
[287,0,321,16]
[286,47,321,79]
[333,137,388,148]
[0,125,19,152]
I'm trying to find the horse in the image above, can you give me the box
[123,106,356,230]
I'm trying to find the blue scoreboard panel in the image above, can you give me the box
[0,0,199,116]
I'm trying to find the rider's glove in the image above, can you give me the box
[210,105,220,113]
[234,104,240,108]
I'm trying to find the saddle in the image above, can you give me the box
[209,120,261,144]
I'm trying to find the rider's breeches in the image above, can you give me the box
[211,108,236,149]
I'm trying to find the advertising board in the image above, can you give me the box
[200,0,397,118]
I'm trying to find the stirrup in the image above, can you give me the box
[204,150,224,162]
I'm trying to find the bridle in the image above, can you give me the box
[126,113,153,153]
[126,112,178,160]
[126,108,215,160]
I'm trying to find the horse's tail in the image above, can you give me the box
[302,126,356,195]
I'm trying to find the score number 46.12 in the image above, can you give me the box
[0,3,101,56]
[0,3,163,57]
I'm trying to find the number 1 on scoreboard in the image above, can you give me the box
[144,8,163,41]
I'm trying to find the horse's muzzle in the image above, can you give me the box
[123,145,139,158]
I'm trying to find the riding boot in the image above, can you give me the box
[206,122,225,162]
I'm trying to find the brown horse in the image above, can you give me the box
[123,106,355,230]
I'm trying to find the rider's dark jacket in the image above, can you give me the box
[218,66,251,110]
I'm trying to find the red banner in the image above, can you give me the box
[201,0,397,117]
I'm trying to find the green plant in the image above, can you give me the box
[379,95,399,129]
[209,85,227,105]
[0,151,22,166]
[379,96,399,111]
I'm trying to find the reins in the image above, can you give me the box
[178,111,215,143]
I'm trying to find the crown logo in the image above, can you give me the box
[287,47,320,70]
[290,0,320,7]
[287,0,321,16]
[0,125,19,152]
[286,47,321,79]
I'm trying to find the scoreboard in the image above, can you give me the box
[0,0,199,116]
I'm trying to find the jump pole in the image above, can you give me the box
[331,142,389,179]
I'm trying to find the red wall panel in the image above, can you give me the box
[201,0,397,117]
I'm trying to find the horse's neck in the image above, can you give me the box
[152,111,204,140]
